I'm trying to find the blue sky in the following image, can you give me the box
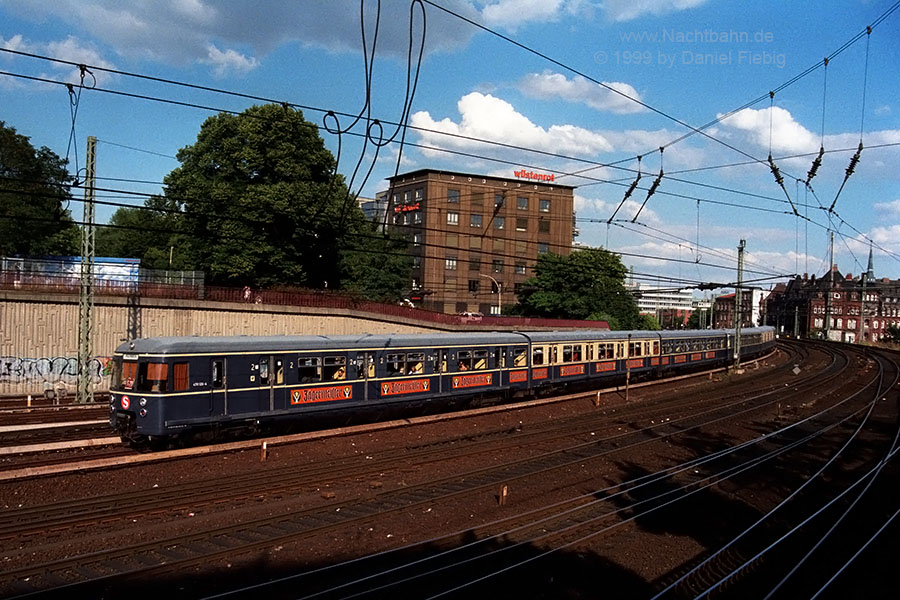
[1,0,899,292]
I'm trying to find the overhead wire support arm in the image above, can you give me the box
[828,141,863,213]
[607,155,642,224]
[631,149,663,223]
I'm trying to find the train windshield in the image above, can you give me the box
[137,362,169,393]
[111,358,139,390]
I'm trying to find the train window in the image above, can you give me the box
[275,359,284,384]
[259,358,269,385]
[324,356,347,380]
[573,345,582,361]
[441,350,449,373]
[406,353,425,375]
[473,350,488,370]
[120,360,137,389]
[629,342,642,357]
[386,353,405,376]
[173,362,189,392]
[652,342,659,355]
[514,348,527,367]
[139,362,168,393]
[212,360,224,388]
[562,345,573,362]
[532,347,544,365]
[297,357,321,383]
[457,351,473,371]
[617,343,625,359]
[552,347,558,363]
[587,345,594,361]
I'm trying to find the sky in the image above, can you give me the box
[1,0,899,294]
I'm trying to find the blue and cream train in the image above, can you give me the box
[109,326,776,443]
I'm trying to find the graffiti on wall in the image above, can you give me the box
[0,356,113,385]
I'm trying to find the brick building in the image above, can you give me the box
[385,169,575,314]
[765,260,900,342]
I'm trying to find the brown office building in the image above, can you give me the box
[385,169,576,315]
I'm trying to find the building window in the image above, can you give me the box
[448,188,460,203]
[412,277,421,289]
[492,259,503,273]
[446,232,458,247]
[540,198,550,212]
[538,242,549,254]
[495,216,505,229]
[413,211,422,224]
[447,212,459,225]
[469,259,480,272]
[470,213,483,228]
[515,261,526,275]
[538,219,550,233]
[469,236,482,249]
[446,257,457,270]
[516,218,528,231]
[412,256,421,268]
[492,239,504,253]
[494,193,505,207]
[517,196,528,210]
[468,280,479,293]
[471,192,484,206]
[404,190,411,202]
[412,233,422,246]
[415,188,423,200]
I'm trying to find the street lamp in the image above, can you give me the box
[480,273,502,316]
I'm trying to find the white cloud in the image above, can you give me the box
[204,44,258,78]
[517,71,647,114]
[480,0,565,29]
[601,0,709,22]
[874,105,891,116]
[1,34,117,86]
[411,92,614,157]
[0,0,477,71]
[716,106,818,155]
[875,199,900,216]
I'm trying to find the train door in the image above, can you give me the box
[210,357,226,416]
[362,351,377,401]
[257,355,274,412]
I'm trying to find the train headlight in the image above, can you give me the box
[139,397,148,407]
[139,408,148,417]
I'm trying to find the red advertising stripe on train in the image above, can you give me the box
[291,385,352,405]
[509,370,528,383]
[595,361,616,373]
[560,364,585,377]
[705,351,716,359]
[691,353,703,361]
[532,367,549,380]
[452,373,493,389]
[674,355,687,363]
[381,379,431,396]
[627,359,643,369]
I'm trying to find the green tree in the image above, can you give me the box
[96,104,411,300]
[96,195,195,270]
[0,121,80,256]
[339,224,414,302]
[516,247,647,329]
[159,103,399,292]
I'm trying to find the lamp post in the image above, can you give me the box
[480,273,501,316]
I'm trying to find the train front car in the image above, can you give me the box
[108,338,175,443]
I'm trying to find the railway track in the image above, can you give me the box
[3,341,891,598]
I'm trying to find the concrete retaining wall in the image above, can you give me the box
[0,292,443,398]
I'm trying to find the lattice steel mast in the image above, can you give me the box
[76,136,97,404]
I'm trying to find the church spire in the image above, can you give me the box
[866,242,875,280]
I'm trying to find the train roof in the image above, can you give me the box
[116,326,773,356]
